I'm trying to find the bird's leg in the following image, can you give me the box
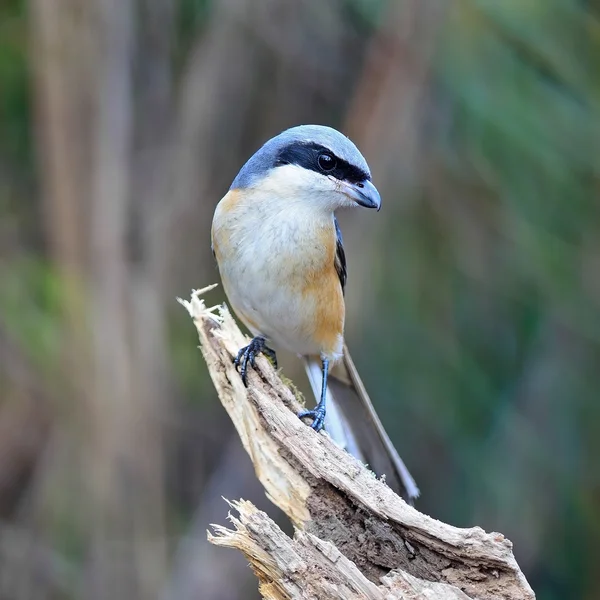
[234,336,277,386]
[298,357,329,432]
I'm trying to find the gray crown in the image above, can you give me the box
[231,125,371,189]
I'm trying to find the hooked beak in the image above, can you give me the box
[343,179,381,211]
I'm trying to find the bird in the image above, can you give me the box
[211,124,419,502]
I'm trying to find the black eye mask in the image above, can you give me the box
[275,141,370,185]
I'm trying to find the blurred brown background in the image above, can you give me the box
[0,0,599,598]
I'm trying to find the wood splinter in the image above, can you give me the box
[179,286,535,600]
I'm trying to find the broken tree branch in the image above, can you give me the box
[179,286,535,600]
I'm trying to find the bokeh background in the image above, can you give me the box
[1,0,599,598]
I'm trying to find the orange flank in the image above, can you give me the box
[301,225,344,358]
[211,189,242,261]
[218,188,243,214]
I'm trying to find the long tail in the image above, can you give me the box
[303,344,420,503]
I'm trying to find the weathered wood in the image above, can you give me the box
[179,286,535,600]
[209,500,470,600]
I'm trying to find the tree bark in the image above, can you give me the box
[179,286,535,600]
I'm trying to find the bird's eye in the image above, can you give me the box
[318,153,336,172]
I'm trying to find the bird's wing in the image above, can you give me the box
[303,345,419,503]
[333,216,347,294]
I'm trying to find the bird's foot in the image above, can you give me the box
[233,336,277,386]
[298,403,326,432]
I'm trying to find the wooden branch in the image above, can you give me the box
[179,286,535,600]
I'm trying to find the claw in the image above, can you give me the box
[233,336,277,386]
[298,357,329,433]
[262,346,278,369]
[298,405,326,432]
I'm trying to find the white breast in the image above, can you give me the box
[212,171,339,356]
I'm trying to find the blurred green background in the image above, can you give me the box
[0,0,599,598]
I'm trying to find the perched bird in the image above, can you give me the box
[211,125,419,502]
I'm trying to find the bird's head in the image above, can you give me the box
[230,125,381,213]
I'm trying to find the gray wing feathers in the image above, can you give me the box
[333,217,347,294]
